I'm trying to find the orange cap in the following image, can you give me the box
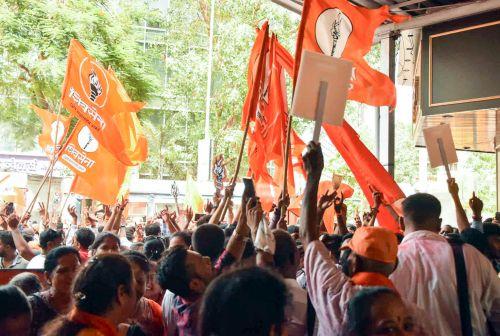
[341,226,398,264]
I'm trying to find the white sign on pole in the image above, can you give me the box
[423,123,458,179]
[291,50,353,142]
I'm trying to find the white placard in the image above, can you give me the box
[291,50,353,127]
[423,124,458,169]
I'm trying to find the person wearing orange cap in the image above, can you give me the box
[299,142,434,336]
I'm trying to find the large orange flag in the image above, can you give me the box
[31,105,71,155]
[241,22,270,129]
[294,0,408,107]
[59,122,127,205]
[61,39,145,165]
[323,121,405,232]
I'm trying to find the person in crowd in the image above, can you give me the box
[0,284,32,336]
[0,230,28,268]
[344,287,416,336]
[198,266,289,336]
[144,259,164,304]
[391,191,500,335]
[9,272,43,296]
[144,237,165,261]
[144,223,161,238]
[90,231,121,256]
[483,223,500,272]
[297,142,432,336]
[192,224,225,264]
[27,228,63,269]
[168,231,191,249]
[122,250,163,335]
[130,242,145,252]
[28,246,81,335]
[73,227,95,264]
[158,197,250,336]
[42,253,138,336]
[272,229,307,336]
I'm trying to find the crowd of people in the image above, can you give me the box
[0,142,499,336]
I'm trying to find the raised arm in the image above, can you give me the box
[448,178,470,232]
[333,193,348,235]
[225,197,250,261]
[209,185,234,225]
[469,192,483,232]
[367,192,382,227]
[6,214,36,261]
[299,142,324,250]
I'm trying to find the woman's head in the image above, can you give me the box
[72,253,137,323]
[122,250,150,300]
[44,246,81,294]
[90,232,120,256]
[0,285,31,336]
[144,237,165,261]
[346,287,415,336]
[199,266,289,336]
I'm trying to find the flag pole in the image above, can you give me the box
[23,120,77,219]
[281,114,293,215]
[46,102,63,215]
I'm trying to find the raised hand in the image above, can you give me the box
[447,178,459,197]
[469,192,483,218]
[204,201,214,214]
[185,206,194,224]
[6,213,20,231]
[277,192,290,211]
[246,198,263,235]
[68,205,78,219]
[354,208,362,228]
[318,190,337,212]
[334,192,346,217]
[303,142,324,180]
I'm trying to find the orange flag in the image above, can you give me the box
[61,39,145,165]
[31,105,71,155]
[241,22,270,130]
[294,0,408,107]
[59,122,127,205]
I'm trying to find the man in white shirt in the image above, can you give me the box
[391,193,500,335]
[27,229,63,269]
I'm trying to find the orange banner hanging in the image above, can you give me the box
[31,105,71,156]
[59,122,127,205]
[294,0,408,107]
[61,39,146,165]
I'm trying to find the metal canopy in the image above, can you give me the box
[271,0,500,40]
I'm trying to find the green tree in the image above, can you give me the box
[0,0,160,149]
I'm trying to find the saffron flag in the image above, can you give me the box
[185,174,204,213]
[31,105,71,155]
[61,39,145,165]
[60,122,127,205]
[241,22,270,129]
[294,0,408,107]
[323,121,405,232]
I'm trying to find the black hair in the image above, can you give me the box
[22,232,34,243]
[122,250,150,273]
[130,242,144,252]
[39,229,63,250]
[73,253,134,315]
[346,287,400,336]
[460,228,488,256]
[0,230,15,249]
[483,223,500,238]
[44,246,81,275]
[75,228,95,250]
[8,272,42,296]
[402,193,441,226]
[195,215,212,227]
[90,232,120,251]
[0,284,31,321]
[144,238,165,261]
[145,223,161,237]
[396,233,404,245]
[171,231,191,247]
[224,223,236,238]
[273,229,297,271]
[157,246,191,298]
[199,266,289,336]
[192,224,225,262]
[287,225,299,235]
[320,234,343,260]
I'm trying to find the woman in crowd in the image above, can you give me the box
[344,287,416,336]
[28,246,81,336]
[122,250,164,335]
[42,253,138,336]
[198,266,290,336]
[0,284,32,336]
[90,232,121,256]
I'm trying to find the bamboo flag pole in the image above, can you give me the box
[46,102,63,213]
[281,113,293,216]
[23,121,78,219]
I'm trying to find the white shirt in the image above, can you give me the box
[283,278,307,336]
[391,230,500,336]
[161,290,177,336]
[26,254,45,269]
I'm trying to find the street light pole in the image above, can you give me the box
[204,0,216,140]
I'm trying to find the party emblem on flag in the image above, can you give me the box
[80,59,109,108]
[49,120,67,151]
[315,8,352,58]
[77,126,99,153]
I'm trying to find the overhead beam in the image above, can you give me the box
[390,0,427,10]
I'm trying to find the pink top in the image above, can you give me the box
[391,230,500,335]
